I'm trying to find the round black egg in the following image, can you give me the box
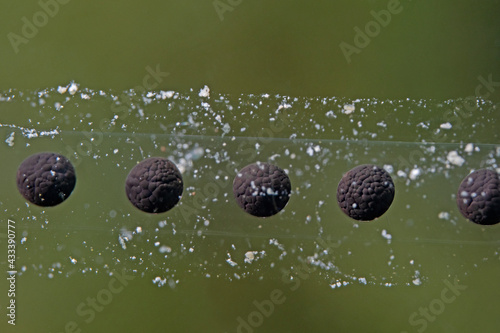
[337,164,395,221]
[233,162,291,217]
[16,152,76,207]
[456,169,500,225]
[125,157,183,213]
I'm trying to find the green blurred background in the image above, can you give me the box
[0,0,499,99]
[0,1,499,333]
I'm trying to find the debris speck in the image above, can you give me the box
[199,85,210,98]
[447,151,465,167]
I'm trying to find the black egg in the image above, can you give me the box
[337,164,395,221]
[456,169,500,225]
[125,157,183,213]
[233,162,291,217]
[16,152,76,207]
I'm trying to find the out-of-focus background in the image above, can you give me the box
[0,1,499,332]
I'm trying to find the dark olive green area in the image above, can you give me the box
[0,1,499,100]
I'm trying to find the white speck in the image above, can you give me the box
[358,277,367,285]
[198,85,210,98]
[438,212,450,220]
[377,121,387,128]
[343,104,355,114]
[464,143,474,153]
[397,170,407,178]
[381,229,392,241]
[447,151,465,167]
[159,91,175,99]
[159,245,172,254]
[69,257,77,264]
[20,237,27,244]
[118,236,127,250]
[5,132,15,147]
[244,251,257,264]
[383,165,393,173]
[68,82,79,95]
[306,146,314,156]
[57,86,68,94]
[325,110,336,118]
[440,122,452,129]
[135,226,142,234]
[113,149,119,154]
[226,253,238,267]
[412,270,422,286]
[409,168,421,180]
[152,276,167,287]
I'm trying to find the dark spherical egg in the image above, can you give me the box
[16,152,76,207]
[337,164,395,221]
[456,169,500,225]
[125,157,183,213]
[233,162,291,217]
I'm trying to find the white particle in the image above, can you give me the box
[381,229,392,241]
[57,86,68,94]
[159,246,172,254]
[440,122,452,129]
[464,143,474,153]
[198,85,210,98]
[68,82,79,95]
[447,151,465,167]
[343,104,355,114]
[325,110,336,118]
[438,212,450,220]
[409,168,421,180]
